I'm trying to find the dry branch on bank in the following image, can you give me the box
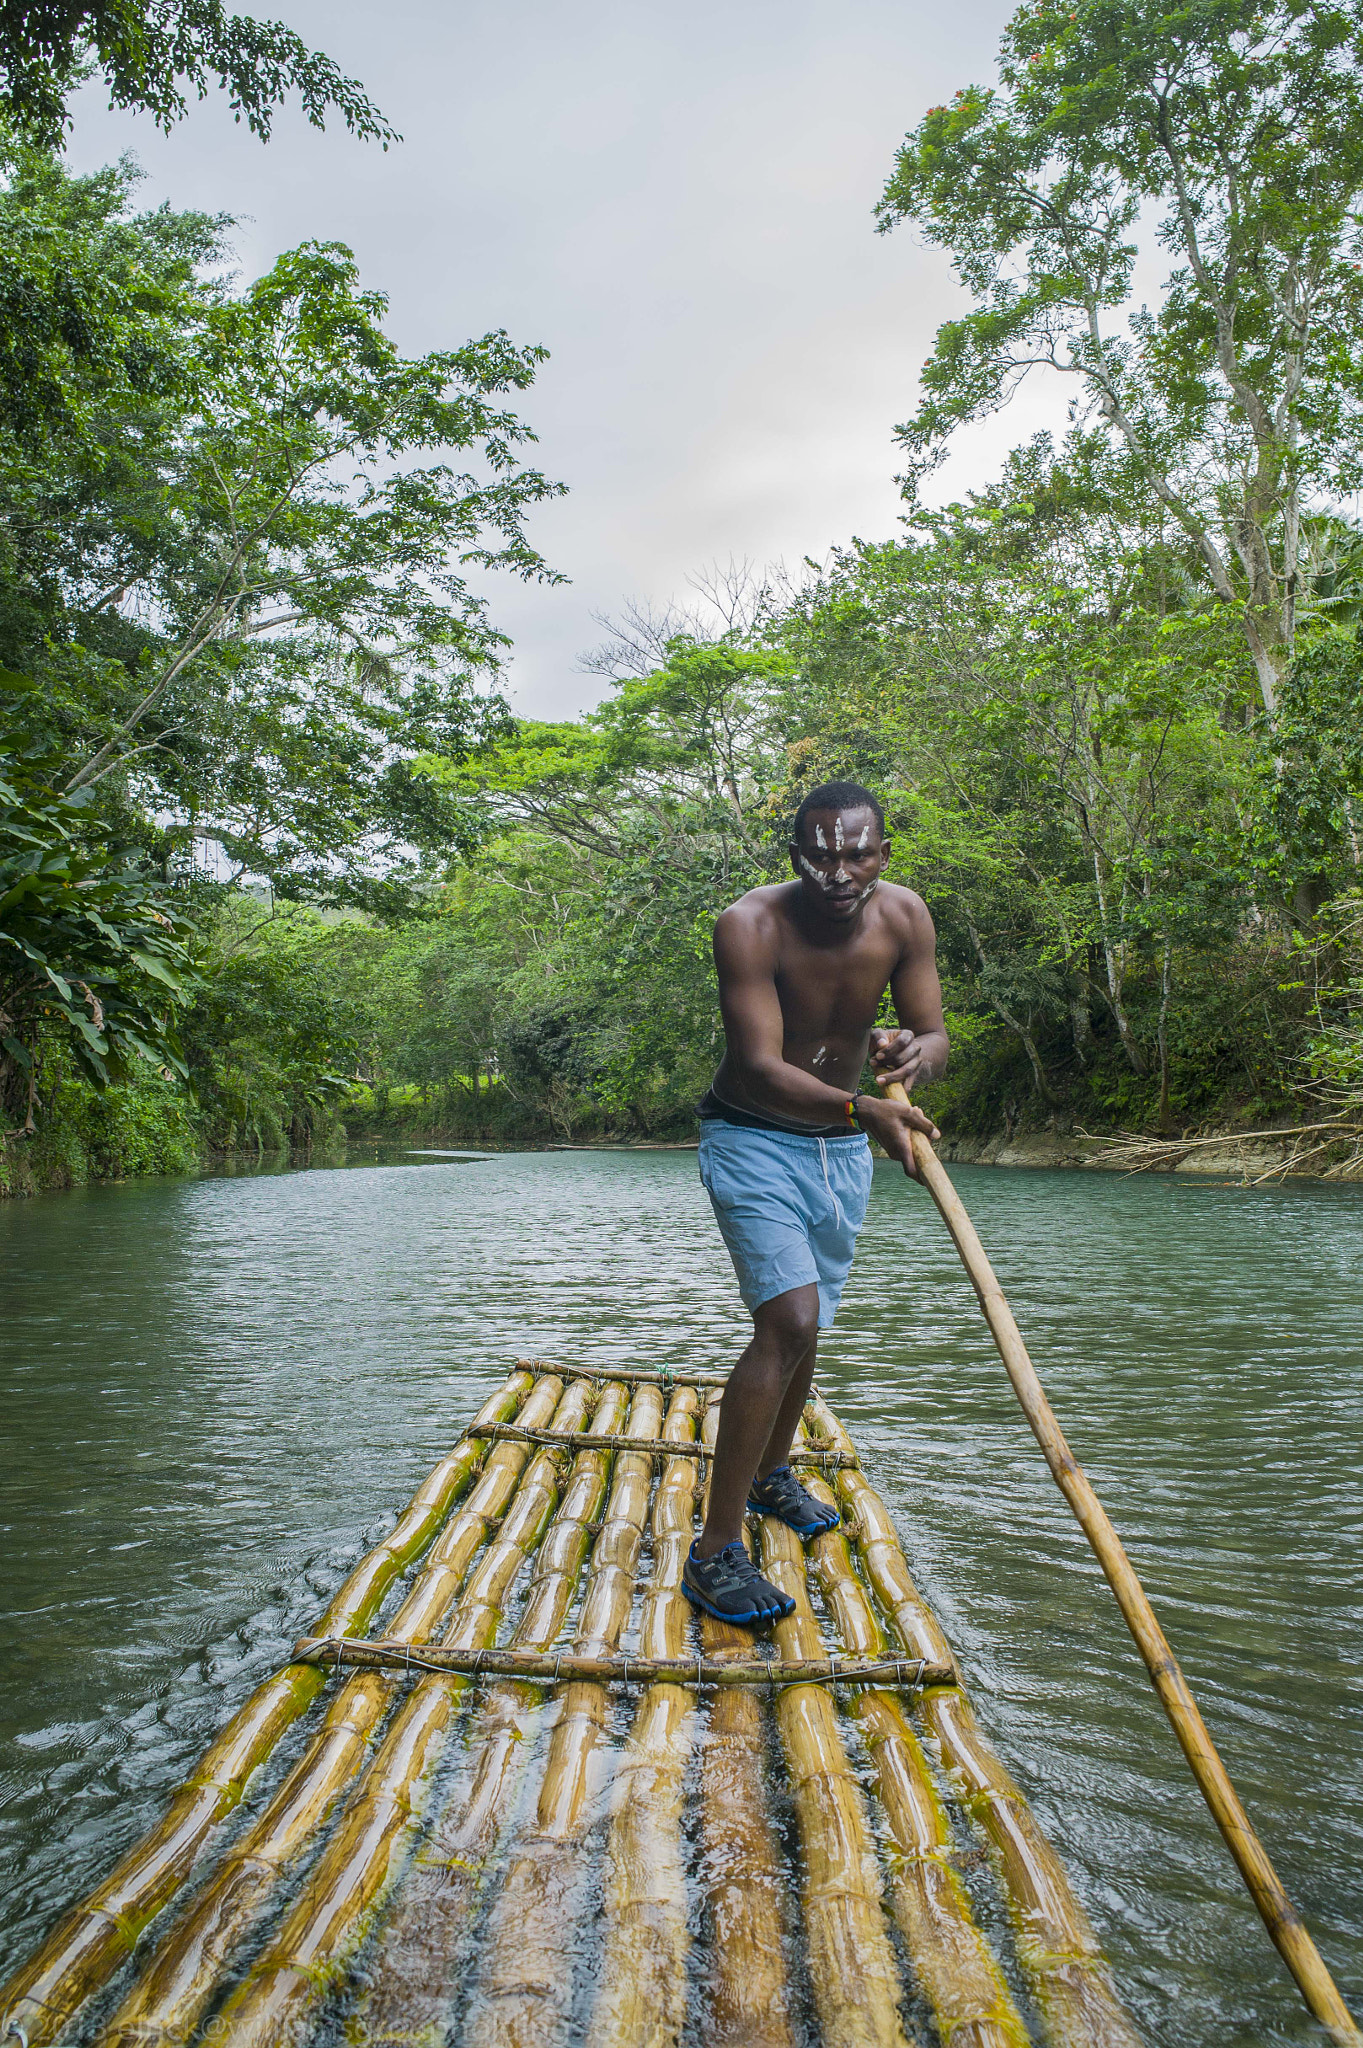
[1079,1119,1361,1181]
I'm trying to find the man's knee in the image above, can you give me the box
[754,1285,820,1367]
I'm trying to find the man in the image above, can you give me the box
[683,779,948,1628]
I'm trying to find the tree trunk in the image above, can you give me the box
[1157,939,1174,1137]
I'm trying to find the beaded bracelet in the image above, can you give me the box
[844,1094,863,1132]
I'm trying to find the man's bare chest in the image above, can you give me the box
[773,933,898,1036]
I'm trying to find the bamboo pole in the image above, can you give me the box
[518,1359,733,1387]
[465,1386,700,2048]
[581,1396,703,2048]
[354,1377,643,2047]
[883,1079,1363,2047]
[94,1371,571,2048]
[289,1641,952,1688]
[208,1375,599,2048]
[810,1391,1142,2047]
[755,1509,912,2048]
[693,1393,795,2048]
[799,1466,1028,2048]
[466,1420,852,1465]
[0,1368,536,2048]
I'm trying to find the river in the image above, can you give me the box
[1,1148,1360,2044]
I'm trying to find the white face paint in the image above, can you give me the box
[797,851,833,892]
[814,823,827,849]
[857,823,871,850]
[833,815,845,851]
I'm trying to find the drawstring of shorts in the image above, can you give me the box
[816,1136,843,1228]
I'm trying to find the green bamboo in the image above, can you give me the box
[692,1392,794,2048]
[582,1391,707,2048]
[800,1466,1027,2048]
[0,1368,536,2048]
[756,1506,913,2048]
[353,1377,644,2048]
[808,1393,1142,2048]
[93,1370,570,2048]
[464,1386,700,2048]
[207,1375,599,2048]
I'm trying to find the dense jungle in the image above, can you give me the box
[3,0,1363,1193]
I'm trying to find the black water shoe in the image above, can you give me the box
[681,1540,794,1628]
[747,1464,839,1539]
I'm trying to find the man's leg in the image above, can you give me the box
[695,1284,820,1559]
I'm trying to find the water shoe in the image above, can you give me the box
[681,1540,795,1628]
[747,1464,840,1539]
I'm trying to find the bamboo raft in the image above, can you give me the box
[1,1360,1154,2048]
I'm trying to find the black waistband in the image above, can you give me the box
[696,1085,849,1140]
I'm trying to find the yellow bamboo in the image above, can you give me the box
[0,1368,536,2048]
[755,1508,912,2048]
[885,1079,1360,2047]
[584,1395,707,2048]
[693,1393,795,2048]
[354,1377,644,2047]
[465,1385,700,2048]
[809,1393,1141,2047]
[800,1467,1027,2048]
[208,1374,597,2048]
[93,1370,572,2048]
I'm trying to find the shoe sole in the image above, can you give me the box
[681,1575,794,1628]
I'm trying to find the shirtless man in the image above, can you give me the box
[682,780,948,1628]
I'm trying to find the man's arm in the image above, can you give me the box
[870,898,950,1092]
[713,905,864,1125]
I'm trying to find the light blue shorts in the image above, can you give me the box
[698,1120,873,1328]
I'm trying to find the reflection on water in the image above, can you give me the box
[1,1150,1360,2042]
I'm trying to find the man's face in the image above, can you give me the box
[789,806,889,921]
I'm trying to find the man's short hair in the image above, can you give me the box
[791,781,885,844]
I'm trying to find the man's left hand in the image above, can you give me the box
[869,1028,926,1087]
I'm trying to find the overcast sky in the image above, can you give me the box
[64,0,1066,720]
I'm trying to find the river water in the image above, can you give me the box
[1,1148,1360,2044]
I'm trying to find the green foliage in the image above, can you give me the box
[0,735,193,1131]
[0,145,563,903]
[0,0,394,148]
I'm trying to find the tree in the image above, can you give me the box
[0,148,564,900]
[878,0,1363,720]
[0,0,394,148]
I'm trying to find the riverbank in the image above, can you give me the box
[7,1099,1361,1197]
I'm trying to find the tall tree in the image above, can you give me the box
[878,0,1363,720]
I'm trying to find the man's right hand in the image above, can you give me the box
[856,1092,940,1182]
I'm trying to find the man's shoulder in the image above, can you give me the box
[716,882,795,931]
[875,880,931,928]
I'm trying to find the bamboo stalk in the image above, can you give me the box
[93,1371,572,2048]
[518,1359,733,1387]
[694,1392,795,2048]
[354,1378,644,2047]
[0,1368,536,2048]
[755,1509,912,2048]
[465,1386,700,2048]
[580,1395,702,2048]
[467,1421,852,1465]
[885,1079,1362,2047]
[207,1375,599,2048]
[289,1641,952,1688]
[810,1392,1145,2046]
[799,1467,1027,2048]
